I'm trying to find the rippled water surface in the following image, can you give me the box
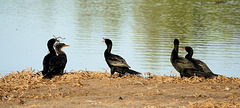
[0,0,239,77]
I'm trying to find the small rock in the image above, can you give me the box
[119,96,123,100]
[226,87,230,91]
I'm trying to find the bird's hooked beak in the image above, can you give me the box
[182,47,186,50]
[63,45,70,47]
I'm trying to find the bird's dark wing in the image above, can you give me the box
[43,54,51,69]
[48,56,67,73]
[42,53,57,75]
[43,53,56,69]
[106,54,130,68]
[175,57,197,70]
[191,58,213,73]
[173,57,217,78]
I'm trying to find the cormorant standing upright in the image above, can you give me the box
[43,42,69,79]
[103,38,141,77]
[183,46,218,76]
[170,39,215,78]
[42,38,57,76]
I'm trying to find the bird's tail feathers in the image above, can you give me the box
[126,69,142,76]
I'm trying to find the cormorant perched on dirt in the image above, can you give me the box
[43,42,69,79]
[170,39,215,78]
[183,46,218,76]
[42,38,57,76]
[103,38,141,78]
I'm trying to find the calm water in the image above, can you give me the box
[0,0,239,77]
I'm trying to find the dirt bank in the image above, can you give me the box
[0,68,239,108]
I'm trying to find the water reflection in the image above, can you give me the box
[0,0,239,77]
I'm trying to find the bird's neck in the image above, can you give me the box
[185,52,193,59]
[49,47,55,54]
[48,45,55,53]
[171,44,179,59]
[104,44,112,56]
[56,48,66,56]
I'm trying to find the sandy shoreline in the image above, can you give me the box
[0,68,240,108]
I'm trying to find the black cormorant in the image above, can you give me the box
[43,42,69,79]
[103,38,141,78]
[42,38,57,76]
[170,39,215,78]
[183,46,218,76]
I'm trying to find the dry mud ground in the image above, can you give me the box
[0,68,240,108]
